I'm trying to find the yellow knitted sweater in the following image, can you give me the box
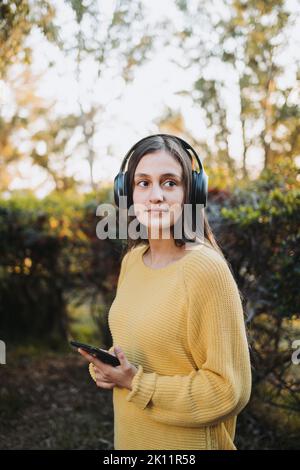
[97,242,251,450]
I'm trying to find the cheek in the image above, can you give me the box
[132,187,144,203]
[168,187,184,205]
[169,189,185,219]
[132,189,139,209]
[132,190,147,219]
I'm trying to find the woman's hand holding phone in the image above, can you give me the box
[88,350,118,390]
[78,345,138,391]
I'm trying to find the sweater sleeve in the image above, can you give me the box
[125,255,252,427]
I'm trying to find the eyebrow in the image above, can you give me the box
[134,172,182,180]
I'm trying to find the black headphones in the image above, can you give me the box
[114,133,208,208]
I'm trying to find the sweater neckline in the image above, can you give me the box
[138,243,202,273]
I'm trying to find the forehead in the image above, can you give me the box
[134,151,182,177]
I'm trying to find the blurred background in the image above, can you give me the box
[0,0,299,450]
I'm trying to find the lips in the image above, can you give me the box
[147,208,168,212]
[148,210,166,212]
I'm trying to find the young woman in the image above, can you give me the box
[78,134,252,450]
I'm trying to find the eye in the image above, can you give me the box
[136,180,177,187]
[164,180,177,187]
[136,180,148,187]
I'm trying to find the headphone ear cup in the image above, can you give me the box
[114,171,130,208]
[114,173,122,207]
[114,172,125,206]
[123,171,128,196]
[191,170,197,206]
[123,171,130,208]
[192,170,208,207]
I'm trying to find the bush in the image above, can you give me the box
[0,189,123,347]
[209,162,300,421]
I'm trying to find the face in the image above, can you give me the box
[132,150,185,238]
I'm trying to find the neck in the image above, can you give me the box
[145,237,186,264]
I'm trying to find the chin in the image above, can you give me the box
[147,221,173,235]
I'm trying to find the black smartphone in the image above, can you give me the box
[70,340,120,367]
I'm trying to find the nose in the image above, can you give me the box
[149,182,164,203]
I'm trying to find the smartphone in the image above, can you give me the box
[70,340,120,367]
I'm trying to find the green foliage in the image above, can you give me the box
[209,167,300,421]
[177,0,299,177]
[0,189,122,347]
[219,166,299,320]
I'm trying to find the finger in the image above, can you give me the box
[114,345,130,368]
[94,371,105,381]
[78,348,94,362]
[96,380,115,390]
[78,349,107,370]
[95,370,113,383]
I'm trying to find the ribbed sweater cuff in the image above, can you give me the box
[89,362,96,382]
[126,364,157,409]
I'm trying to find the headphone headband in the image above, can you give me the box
[119,133,203,173]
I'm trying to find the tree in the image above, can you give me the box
[0,0,158,194]
[0,0,58,80]
[64,0,156,191]
[174,0,300,177]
